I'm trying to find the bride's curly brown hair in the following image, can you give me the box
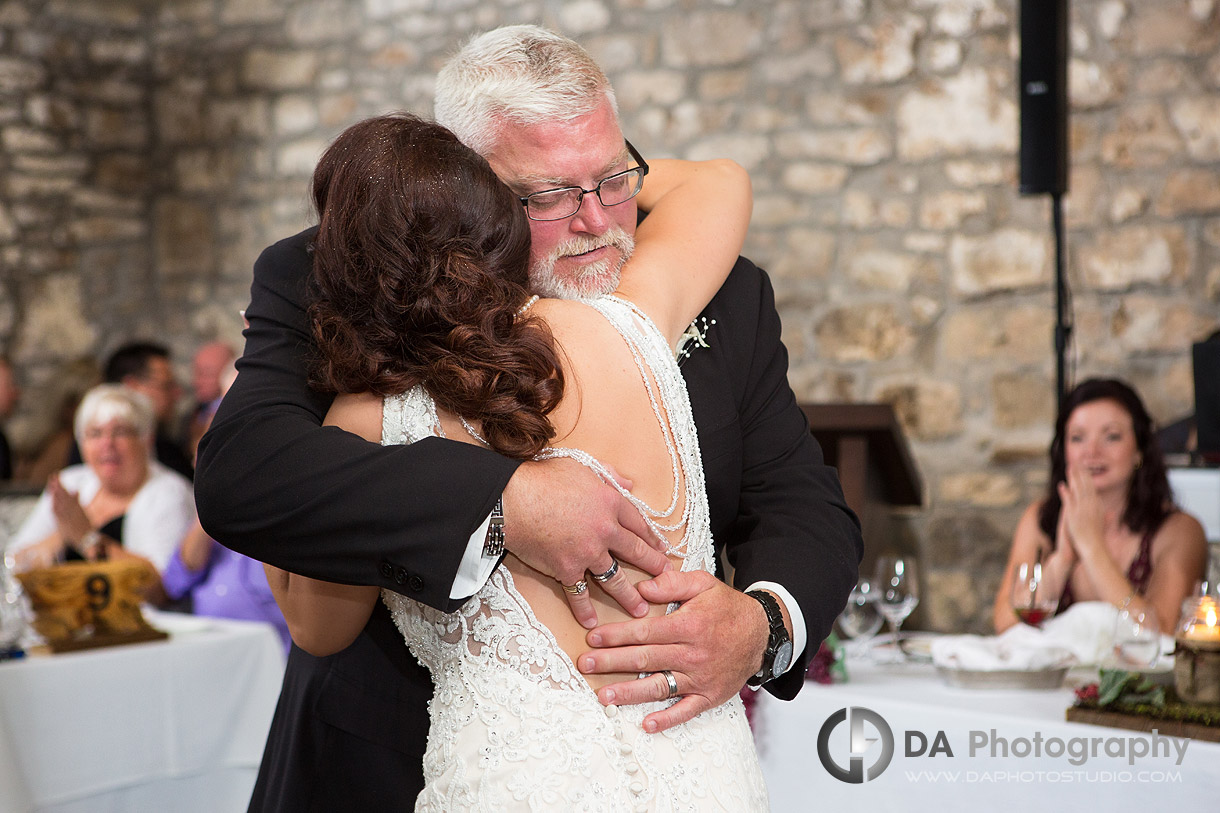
[308,112,563,459]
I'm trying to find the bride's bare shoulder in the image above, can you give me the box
[323,391,382,442]
[530,298,615,344]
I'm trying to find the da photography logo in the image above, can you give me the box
[817,706,895,783]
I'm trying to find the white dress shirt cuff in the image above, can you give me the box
[450,512,498,600]
[744,580,807,676]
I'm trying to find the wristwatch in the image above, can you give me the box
[745,590,793,687]
[482,497,505,557]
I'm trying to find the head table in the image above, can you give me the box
[0,610,284,813]
[754,643,1220,811]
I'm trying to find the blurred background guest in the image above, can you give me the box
[183,340,236,464]
[0,356,18,481]
[6,384,196,605]
[14,357,100,487]
[993,378,1207,634]
[66,342,194,480]
[162,363,291,651]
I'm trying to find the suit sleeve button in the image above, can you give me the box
[380,563,393,579]
[395,567,408,585]
[408,575,425,592]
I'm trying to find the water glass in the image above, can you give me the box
[1113,605,1162,669]
[837,577,883,655]
[875,556,919,663]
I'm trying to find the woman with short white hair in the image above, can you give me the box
[7,384,196,600]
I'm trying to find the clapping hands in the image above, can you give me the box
[1056,465,1115,561]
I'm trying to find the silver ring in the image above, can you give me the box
[660,669,678,699]
[590,556,620,583]
[561,579,588,596]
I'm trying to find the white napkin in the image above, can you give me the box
[932,601,1174,671]
[930,634,1075,671]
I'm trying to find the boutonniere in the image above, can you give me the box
[675,315,716,364]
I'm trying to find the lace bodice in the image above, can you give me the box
[380,296,767,811]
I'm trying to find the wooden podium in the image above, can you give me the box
[800,403,923,569]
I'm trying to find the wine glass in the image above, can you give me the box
[1112,605,1162,669]
[1009,561,1059,628]
[874,556,919,664]
[836,577,883,657]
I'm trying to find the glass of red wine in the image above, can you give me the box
[1010,561,1058,628]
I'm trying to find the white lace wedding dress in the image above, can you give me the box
[380,296,769,812]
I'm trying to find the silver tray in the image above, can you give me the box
[935,665,1070,690]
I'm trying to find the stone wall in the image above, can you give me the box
[1,0,1217,630]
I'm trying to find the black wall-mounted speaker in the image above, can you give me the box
[1018,0,1069,195]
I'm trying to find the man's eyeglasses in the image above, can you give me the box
[518,141,649,222]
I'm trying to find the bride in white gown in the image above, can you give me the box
[266,113,768,811]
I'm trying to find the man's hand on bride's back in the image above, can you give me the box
[502,458,669,630]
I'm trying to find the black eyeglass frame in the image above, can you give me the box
[517,141,650,222]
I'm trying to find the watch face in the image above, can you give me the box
[772,641,794,678]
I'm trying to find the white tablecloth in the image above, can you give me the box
[755,650,1220,811]
[0,611,285,813]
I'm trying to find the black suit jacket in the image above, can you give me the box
[195,227,861,810]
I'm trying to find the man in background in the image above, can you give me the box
[183,341,237,462]
[84,342,194,479]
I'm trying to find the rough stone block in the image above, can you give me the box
[992,371,1055,430]
[919,190,987,230]
[85,107,148,149]
[781,162,849,194]
[14,275,97,359]
[844,246,924,292]
[242,50,320,91]
[1100,102,1184,167]
[1170,96,1220,161]
[949,229,1049,296]
[661,11,760,68]
[939,471,1022,508]
[872,378,963,441]
[815,303,912,362]
[898,69,1017,159]
[834,13,921,85]
[0,56,45,93]
[1079,225,1186,289]
[1157,169,1220,217]
[154,198,215,278]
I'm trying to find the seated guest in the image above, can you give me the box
[67,342,194,479]
[0,355,18,480]
[993,378,1207,634]
[7,384,196,604]
[14,356,99,486]
[162,363,291,652]
[162,521,292,653]
[183,341,236,464]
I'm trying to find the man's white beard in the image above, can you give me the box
[529,225,635,301]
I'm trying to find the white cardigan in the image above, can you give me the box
[7,462,196,573]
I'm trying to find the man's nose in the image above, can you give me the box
[569,191,612,234]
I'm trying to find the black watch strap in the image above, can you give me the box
[482,497,505,557]
[745,589,792,687]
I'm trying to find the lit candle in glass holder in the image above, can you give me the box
[1175,596,1220,706]
[1179,597,1220,643]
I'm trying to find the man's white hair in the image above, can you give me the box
[434,24,619,157]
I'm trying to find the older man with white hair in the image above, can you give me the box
[197,25,860,810]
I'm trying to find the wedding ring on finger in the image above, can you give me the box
[562,579,589,596]
[590,556,620,583]
[659,669,679,700]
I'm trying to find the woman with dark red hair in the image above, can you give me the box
[993,378,1207,634]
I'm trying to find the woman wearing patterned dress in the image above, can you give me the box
[266,112,767,810]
